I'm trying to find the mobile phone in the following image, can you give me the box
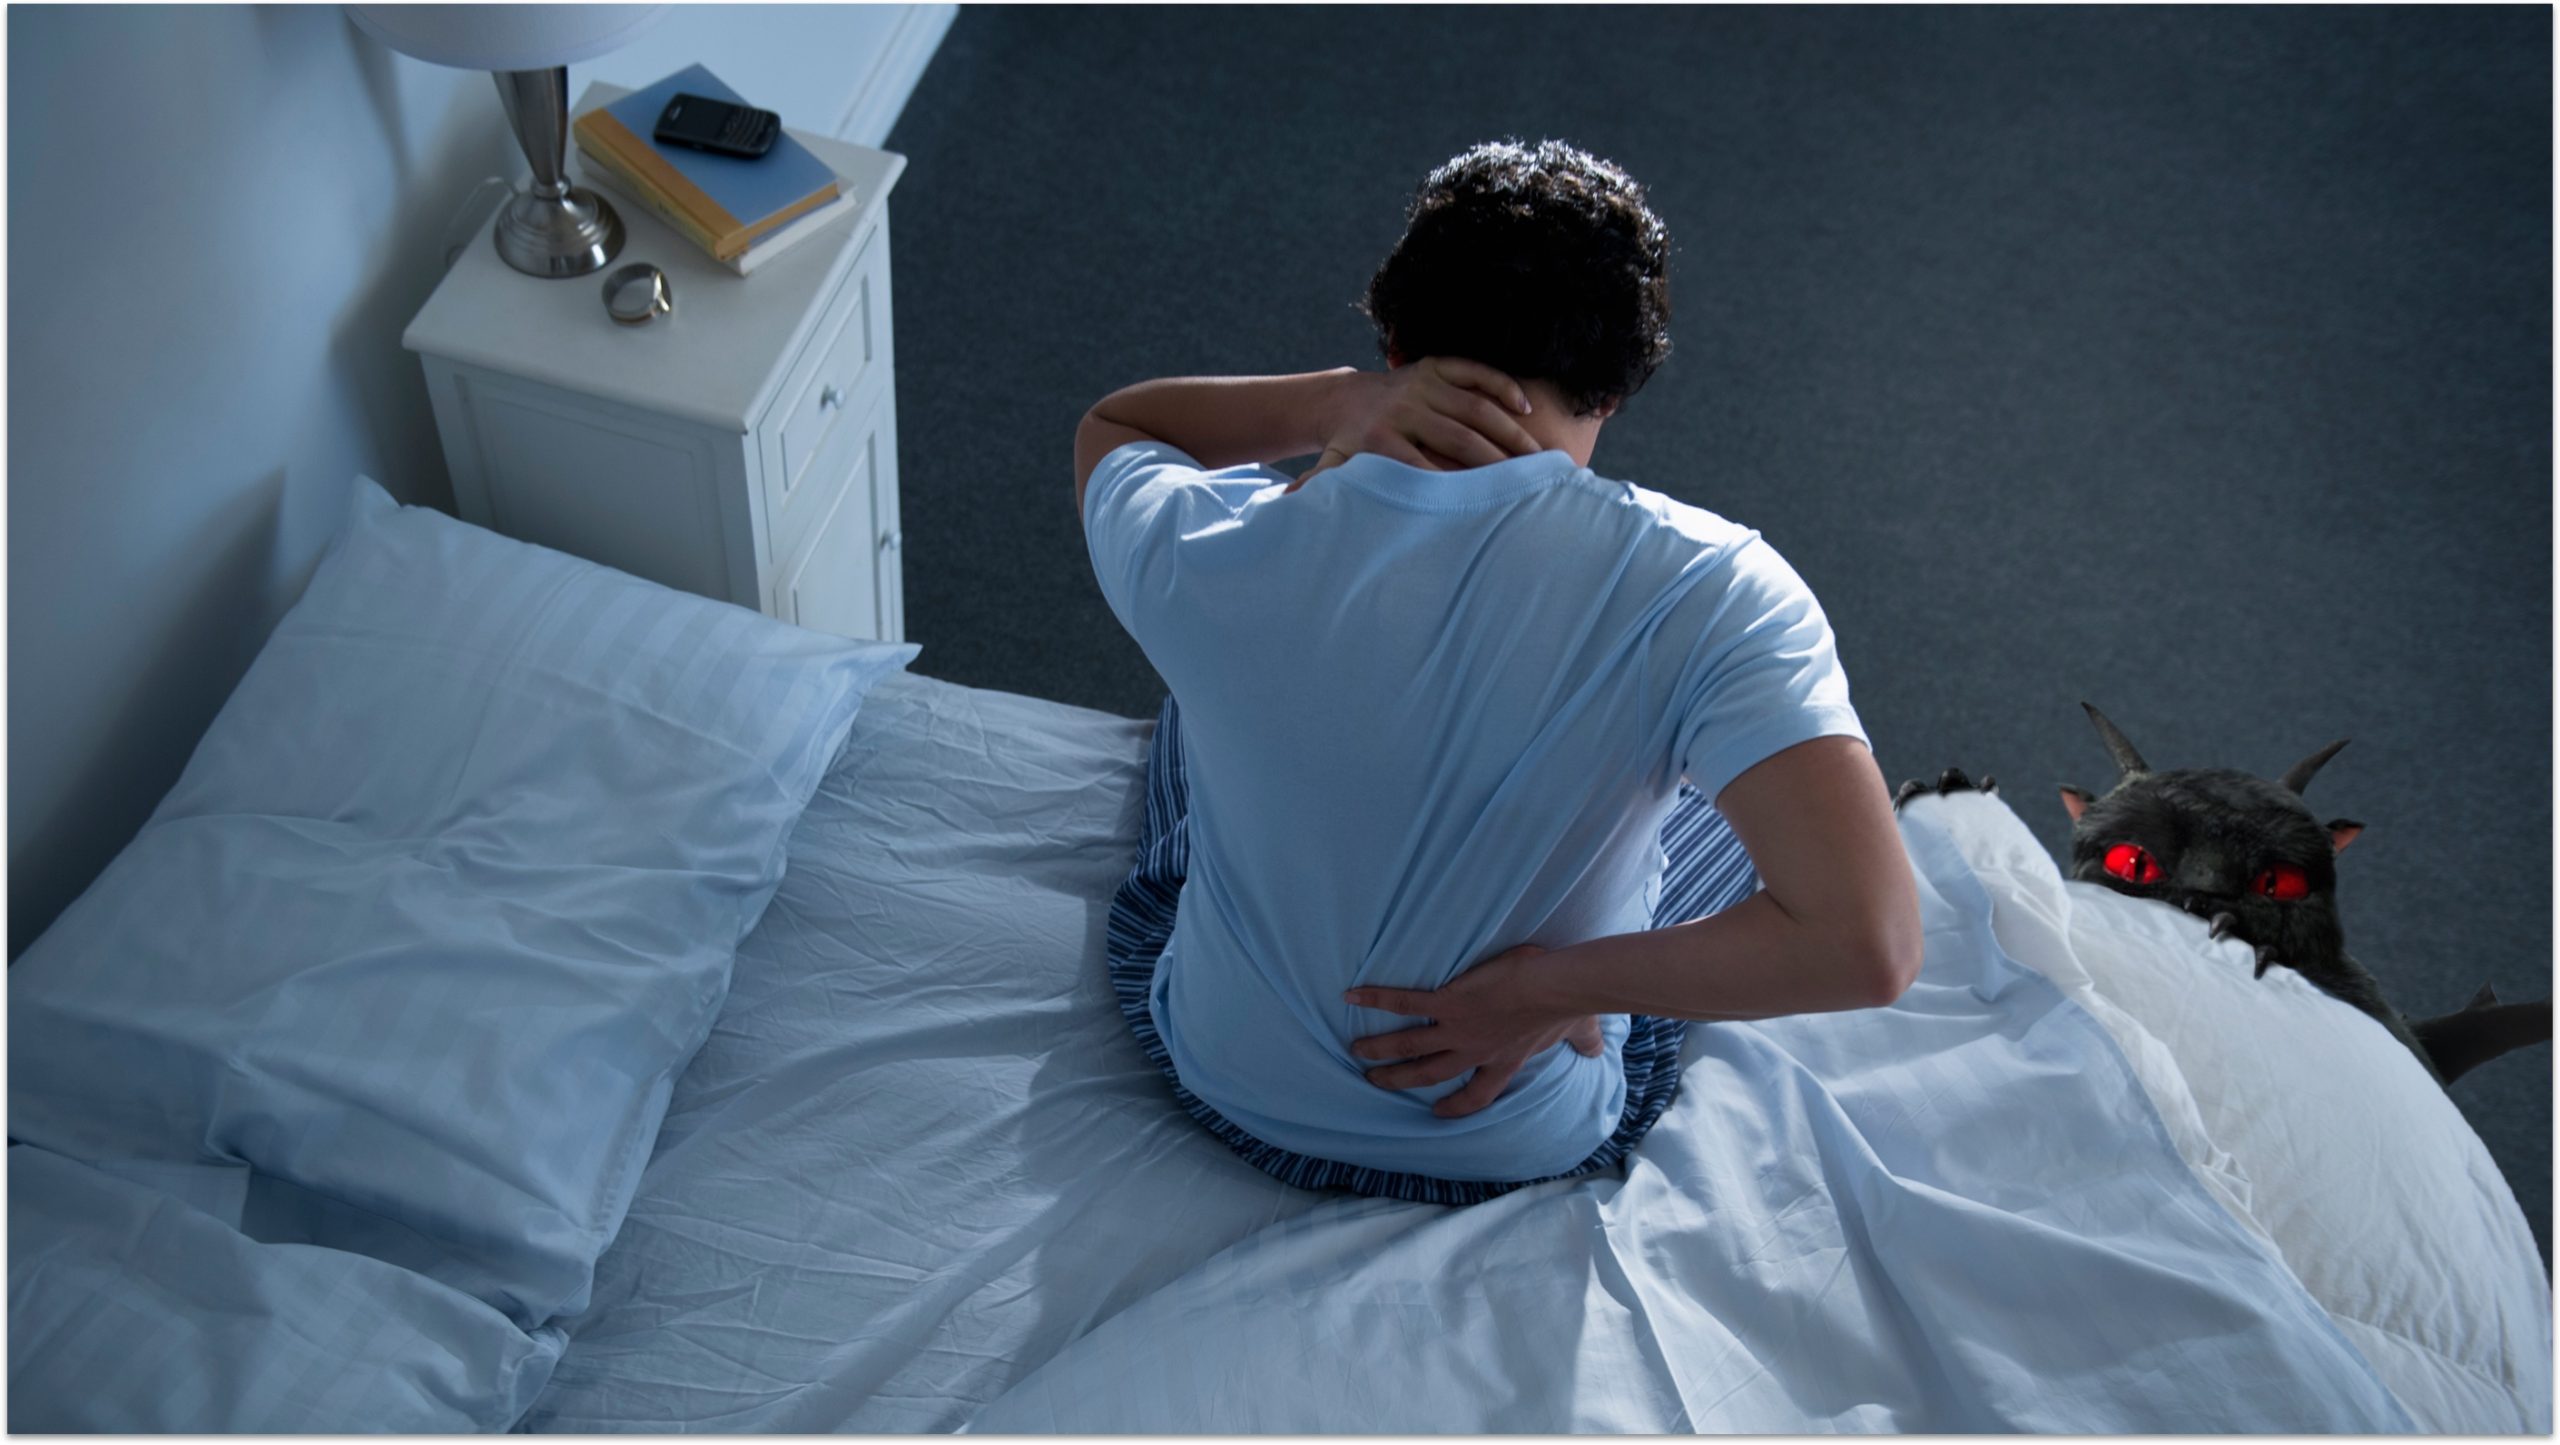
[652,93,781,159]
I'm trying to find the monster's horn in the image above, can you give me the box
[2280,739,2350,795]
[2079,702,2149,777]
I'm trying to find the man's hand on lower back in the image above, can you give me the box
[1343,942,1609,1119]
[1295,357,1544,490]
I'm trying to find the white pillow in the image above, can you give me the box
[1911,790,2551,1433]
[8,476,918,1332]
[9,1143,562,1431]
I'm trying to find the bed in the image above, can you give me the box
[9,481,2549,1433]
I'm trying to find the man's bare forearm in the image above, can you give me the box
[1519,890,1904,1022]
[1084,369,1360,470]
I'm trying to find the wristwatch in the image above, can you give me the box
[602,262,673,326]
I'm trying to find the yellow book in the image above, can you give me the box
[575,139,727,259]
[579,137,859,278]
[571,108,836,262]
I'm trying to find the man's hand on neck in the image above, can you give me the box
[1387,348,1613,470]
[1516,376,1613,470]
[1295,358,1553,490]
[1073,357,1618,518]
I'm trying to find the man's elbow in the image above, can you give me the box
[1072,410,1110,511]
[1074,407,1156,514]
[1855,908,1926,1009]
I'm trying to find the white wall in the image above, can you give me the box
[6,3,953,956]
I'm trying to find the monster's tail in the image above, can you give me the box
[2412,982,2553,1087]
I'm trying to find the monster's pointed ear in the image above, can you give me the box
[2080,703,2149,777]
[2328,818,2364,853]
[2059,785,2095,822]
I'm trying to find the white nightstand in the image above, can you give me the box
[403,83,907,643]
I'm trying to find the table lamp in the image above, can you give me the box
[347,4,668,278]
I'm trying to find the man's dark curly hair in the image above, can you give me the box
[1358,138,1673,419]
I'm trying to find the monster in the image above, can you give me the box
[1893,704,2551,1088]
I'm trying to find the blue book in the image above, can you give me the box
[572,63,841,259]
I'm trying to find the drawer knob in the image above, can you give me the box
[879,529,903,555]
[820,385,846,412]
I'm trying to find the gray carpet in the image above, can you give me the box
[882,5,2551,1266]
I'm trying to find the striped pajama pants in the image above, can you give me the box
[1106,695,1761,1206]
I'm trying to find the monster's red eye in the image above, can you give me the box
[2103,843,2164,884]
[2254,864,2310,901]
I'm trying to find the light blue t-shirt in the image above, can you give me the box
[1085,439,1868,1183]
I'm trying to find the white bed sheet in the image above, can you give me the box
[521,672,1333,1431]
[522,673,2538,1433]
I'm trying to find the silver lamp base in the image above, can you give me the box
[489,66,627,279]
[493,184,626,278]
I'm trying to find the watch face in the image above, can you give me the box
[603,263,673,325]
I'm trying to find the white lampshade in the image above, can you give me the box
[346,4,667,72]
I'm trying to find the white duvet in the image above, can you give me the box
[522,673,2548,1433]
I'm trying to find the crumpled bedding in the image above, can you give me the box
[520,672,2523,1433]
[958,807,2412,1433]
[520,673,1332,1431]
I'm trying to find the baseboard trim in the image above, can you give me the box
[834,3,959,146]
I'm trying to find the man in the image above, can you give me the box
[1075,139,1921,1195]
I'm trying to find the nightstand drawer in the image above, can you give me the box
[760,226,880,542]
[776,432,883,641]
[770,379,882,581]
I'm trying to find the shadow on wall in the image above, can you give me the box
[340,7,420,195]
[6,6,521,957]
[10,469,285,958]
[328,4,496,523]
[329,5,487,521]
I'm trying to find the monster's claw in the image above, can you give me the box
[2468,981,2502,1010]
[2208,911,2239,941]
[2253,943,2280,979]
[1979,775,1996,793]
[1895,768,1998,811]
